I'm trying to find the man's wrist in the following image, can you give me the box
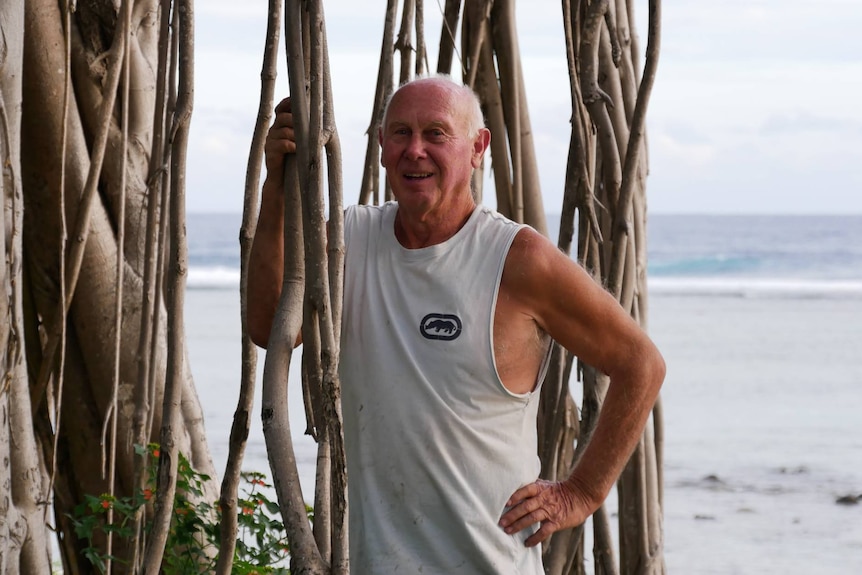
[563,471,606,516]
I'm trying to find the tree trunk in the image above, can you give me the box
[1,0,54,571]
[2,0,219,571]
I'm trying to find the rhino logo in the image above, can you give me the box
[420,313,462,341]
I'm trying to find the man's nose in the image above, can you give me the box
[404,134,427,160]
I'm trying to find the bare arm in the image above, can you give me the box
[248,98,295,348]
[498,227,666,546]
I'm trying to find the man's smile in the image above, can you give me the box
[404,172,433,180]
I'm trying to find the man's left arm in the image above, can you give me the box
[497,227,666,547]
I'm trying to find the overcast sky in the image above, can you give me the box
[189,1,862,214]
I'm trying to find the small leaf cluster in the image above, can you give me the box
[68,444,293,574]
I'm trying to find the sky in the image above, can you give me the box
[189,0,862,215]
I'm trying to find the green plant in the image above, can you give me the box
[68,444,295,574]
[233,471,293,574]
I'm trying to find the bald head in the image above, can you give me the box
[382,75,485,138]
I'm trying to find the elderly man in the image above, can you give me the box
[249,75,665,574]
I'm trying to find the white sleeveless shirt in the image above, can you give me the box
[339,202,547,574]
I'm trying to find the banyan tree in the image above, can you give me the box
[0,0,662,573]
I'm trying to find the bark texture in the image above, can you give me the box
[2,0,218,572]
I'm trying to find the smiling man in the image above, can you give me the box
[249,75,665,574]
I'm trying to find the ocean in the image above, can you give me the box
[185,212,862,574]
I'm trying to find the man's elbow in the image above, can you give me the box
[248,313,304,349]
[248,313,271,349]
[645,343,666,397]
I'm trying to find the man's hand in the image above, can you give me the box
[499,478,598,547]
[264,97,297,182]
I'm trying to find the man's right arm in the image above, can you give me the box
[248,98,295,348]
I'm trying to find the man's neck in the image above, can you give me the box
[393,198,476,249]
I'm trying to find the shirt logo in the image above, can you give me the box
[419,313,462,341]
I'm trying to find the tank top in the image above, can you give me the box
[339,202,547,574]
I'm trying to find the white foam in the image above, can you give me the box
[648,277,862,299]
[187,266,240,289]
[188,266,862,298]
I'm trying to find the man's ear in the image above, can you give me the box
[471,128,491,169]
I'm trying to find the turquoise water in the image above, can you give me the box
[187,212,862,296]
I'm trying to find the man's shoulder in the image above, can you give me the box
[344,202,399,245]
[475,205,521,227]
[502,225,566,288]
[345,201,396,215]
[345,201,395,227]
[344,202,398,223]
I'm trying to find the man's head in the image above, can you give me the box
[379,75,491,219]
[382,75,486,140]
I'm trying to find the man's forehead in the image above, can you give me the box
[387,84,466,126]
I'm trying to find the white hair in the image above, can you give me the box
[382,74,486,137]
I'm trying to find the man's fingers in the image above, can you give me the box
[274,97,292,113]
[265,126,297,157]
[505,481,542,508]
[268,126,296,144]
[500,479,590,547]
[502,505,547,535]
[524,523,555,547]
[500,485,549,533]
[271,111,295,130]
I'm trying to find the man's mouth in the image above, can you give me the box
[404,172,433,180]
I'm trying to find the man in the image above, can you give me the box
[249,75,665,574]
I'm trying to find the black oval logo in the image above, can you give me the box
[419,313,462,341]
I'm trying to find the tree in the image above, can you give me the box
[3,0,218,572]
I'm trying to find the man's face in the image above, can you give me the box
[379,81,486,216]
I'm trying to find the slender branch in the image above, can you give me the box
[436,0,462,74]
[46,0,73,529]
[475,34,512,216]
[415,0,428,75]
[607,0,660,299]
[307,0,331,561]
[395,0,416,83]
[321,35,348,572]
[215,1,281,572]
[561,0,601,249]
[147,0,181,446]
[490,0,523,222]
[358,0,398,206]
[260,1,326,571]
[143,0,195,570]
[579,0,622,235]
[130,0,172,565]
[309,5,347,571]
[133,0,172,452]
[103,3,133,573]
[463,0,491,89]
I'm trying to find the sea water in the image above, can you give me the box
[185,213,862,574]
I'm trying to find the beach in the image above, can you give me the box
[186,288,861,574]
[186,213,862,574]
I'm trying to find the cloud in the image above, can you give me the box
[652,128,717,169]
[661,0,862,63]
[647,121,862,214]
[187,1,862,214]
[761,112,862,135]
